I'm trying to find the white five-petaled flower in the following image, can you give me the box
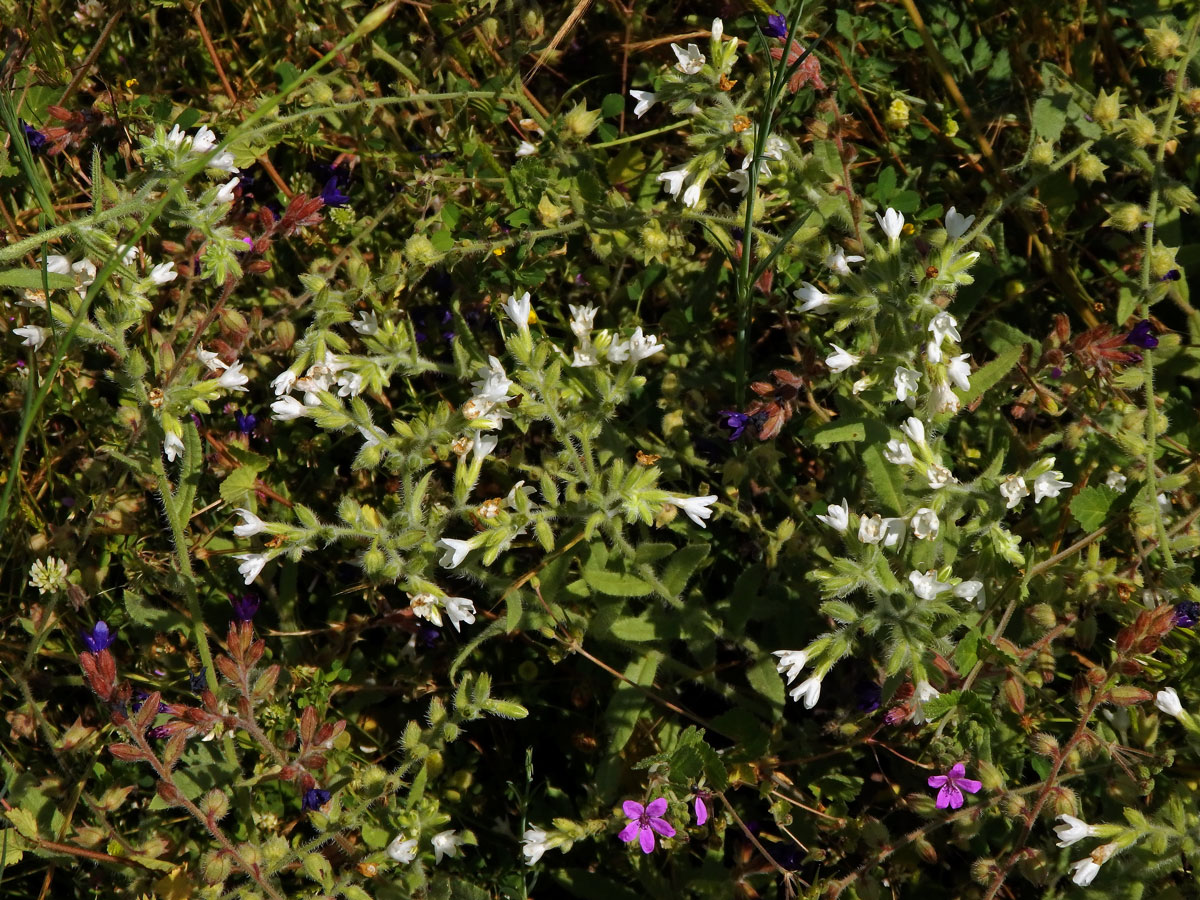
[930,379,960,414]
[816,498,851,533]
[826,247,865,275]
[911,507,940,540]
[164,431,185,463]
[15,325,48,350]
[431,829,464,864]
[443,596,476,631]
[351,309,378,335]
[682,183,702,208]
[859,514,884,544]
[825,344,860,373]
[471,356,513,404]
[657,167,689,199]
[149,261,178,285]
[515,141,537,157]
[1054,814,1099,848]
[437,537,477,569]
[926,462,956,490]
[790,675,822,708]
[232,508,267,537]
[1155,687,1184,718]
[666,494,718,528]
[235,552,268,585]
[945,206,976,240]
[1105,470,1127,492]
[909,569,951,600]
[271,370,298,396]
[954,580,983,604]
[894,366,921,404]
[901,416,926,446]
[502,292,533,333]
[1000,474,1029,509]
[1070,842,1117,887]
[522,827,552,866]
[947,353,972,392]
[671,42,706,75]
[628,327,666,362]
[196,344,227,371]
[884,439,914,466]
[191,125,218,154]
[728,168,750,195]
[927,311,960,349]
[881,517,907,549]
[773,650,809,684]
[387,835,419,863]
[794,282,831,313]
[875,207,905,243]
[569,303,598,339]
[910,680,941,725]
[271,396,307,421]
[472,431,498,462]
[217,360,249,392]
[1033,463,1072,503]
[409,592,442,626]
[630,90,658,118]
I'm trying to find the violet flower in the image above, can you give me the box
[927,763,982,809]
[320,176,351,208]
[719,410,751,441]
[21,121,46,151]
[1125,320,1159,349]
[82,620,114,653]
[231,594,260,622]
[764,14,788,38]
[1173,600,1199,628]
[301,787,331,812]
[618,798,675,853]
[234,411,258,435]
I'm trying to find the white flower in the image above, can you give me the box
[947,353,972,392]
[945,206,975,240]
[472,356,513,404]
[502,292,533,333]
[191,125,218,154]
[28,557,70,595]
[825,344,860,373]
[166,125,188,148]
[606,337,630,363]
[858,514,884,544]
[472,432,498,462]
[443,596,476,631]
[790,675,822,708]
[1033,465,1072,503]
[149,261,177,285]
[233,508,267,538]
[894,366,921,404]
[875,207,905,242]
[911,507,940,540]
[271,370,298,396]
[773,650,809,684]
[387,835,419,863]
[215,177,239,204]
[271,396,307,421]
[1155,687,1184,718]
[657,167,689,199]
[568,303,597,339]
[14,325,48,350]
[826,247,865,275]
[711,17,723,42]
[794,282,832,313]
[909,569,951,600]
[409,593,442,626]
[884,440,914,466]
[516,140,537,157]
[1069,857,1102,887]
[1105,470,1127,492]
[164,430,185,462]
[954,580,983,604]
[116,245,140,266]
[671,43,705,75]
[1000,474,1029,509]
[235,553,268,585]
[630,90,658,118]
[196,344,227,371]
[816,498,850,533]
[928,311,960,346]
[522,827,551,866]
[71,258,97,295]
[572,346,598,367]
[740,151,771,178]
[927,462,956,490]
[431,830,464,864]
[764,135,787,161]
[682,183,702,208]
[911,680,941,725]
[666,494,718,528]
[628,327,666,362]
[901,417,926,446]
[217,360,249,392]
[437,537,477,569]
[930,380,959,414]
[852,375,873,395]
[351,310,378,335]
[208,151,238,173]
[1054,814,1099,848]
[881,517,907,549]
[728,168,750,194]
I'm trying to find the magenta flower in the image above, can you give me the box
[694,794,709,826]
[619,798,675,853]
[927,763,982,809]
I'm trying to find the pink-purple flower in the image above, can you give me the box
[619,798,675,853]
[694,793,709,826]
[928,763,982,809]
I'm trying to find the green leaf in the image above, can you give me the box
[862,443,904,514]
[1070,485,1115,532]
[959,342,1025,408]
[582,567,653,597]
[605,652,661,753]
[661,544,709,597]
[746,654,785,706]
[954,629,981,676]
[608,616,659,642]
[819,600,860,623]
[360,823,390,850]
[219,465,259,507]
[1032,93,1069,142]
[920,689,960,721]
[811,419,867,446]
[0,268,76,290]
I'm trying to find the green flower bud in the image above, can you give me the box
[563,101,603,139]
[1077,153,1107,182]
[203,850,233,885]
[1092,88,1121,126]
[1163,181,1197,212]
[1122,108,1157,148]
[1145,24,1182,59]
[1102,202,1148,232]
[1030,139,1055,166]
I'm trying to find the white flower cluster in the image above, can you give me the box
[1052,813,1119,886]
[28,557,70,595]
[165,124,238,173]
[999,457,1072,509]
[563,300,665,368]
[386,828,464,865]
[269,351,364,422]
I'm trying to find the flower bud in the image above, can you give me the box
[1102,202,1148,232]
[1028,603,1057,628]
[1077,153,1107,182]
[522,7,544,38]
[1145,24,1182,59]
[1031,140,1055,166]
[1149,241,1181,277]
[1003,676,1026,714]
[1032,732,1059,757]
[1049,785,1078,817]
[1108,685,1152,706]
[971,858,997,886]
[1003,794,1026,818]
[200,788,230,821]
[203,850,233,884]
[1122,109,1158,148]
[914,836,937,864]
[1092,88,1121,126]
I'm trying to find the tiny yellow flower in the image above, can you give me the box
[492,246,506,256]
[125,77,139,90]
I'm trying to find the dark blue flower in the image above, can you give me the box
[81,620,114,653]
[1161,269,1181,282]
[1049,366,1064,379]
[320,176,350,208]
[231,593,260,622]
[301,787,331,812]
[1126,320,1159,349]
[189,670,208,692]
[764,14,788,38]
[856,681,882,712]
[234,411,258,435]
[719,410,752,441]
[21,121,46,151]
[418,625,441,648]
[1173,601,1200,629]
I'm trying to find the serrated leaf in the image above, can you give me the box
[1032,93,1068,142]
[920,689,960,721]
[1070,485,1115,532]
[219,465,259,506]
